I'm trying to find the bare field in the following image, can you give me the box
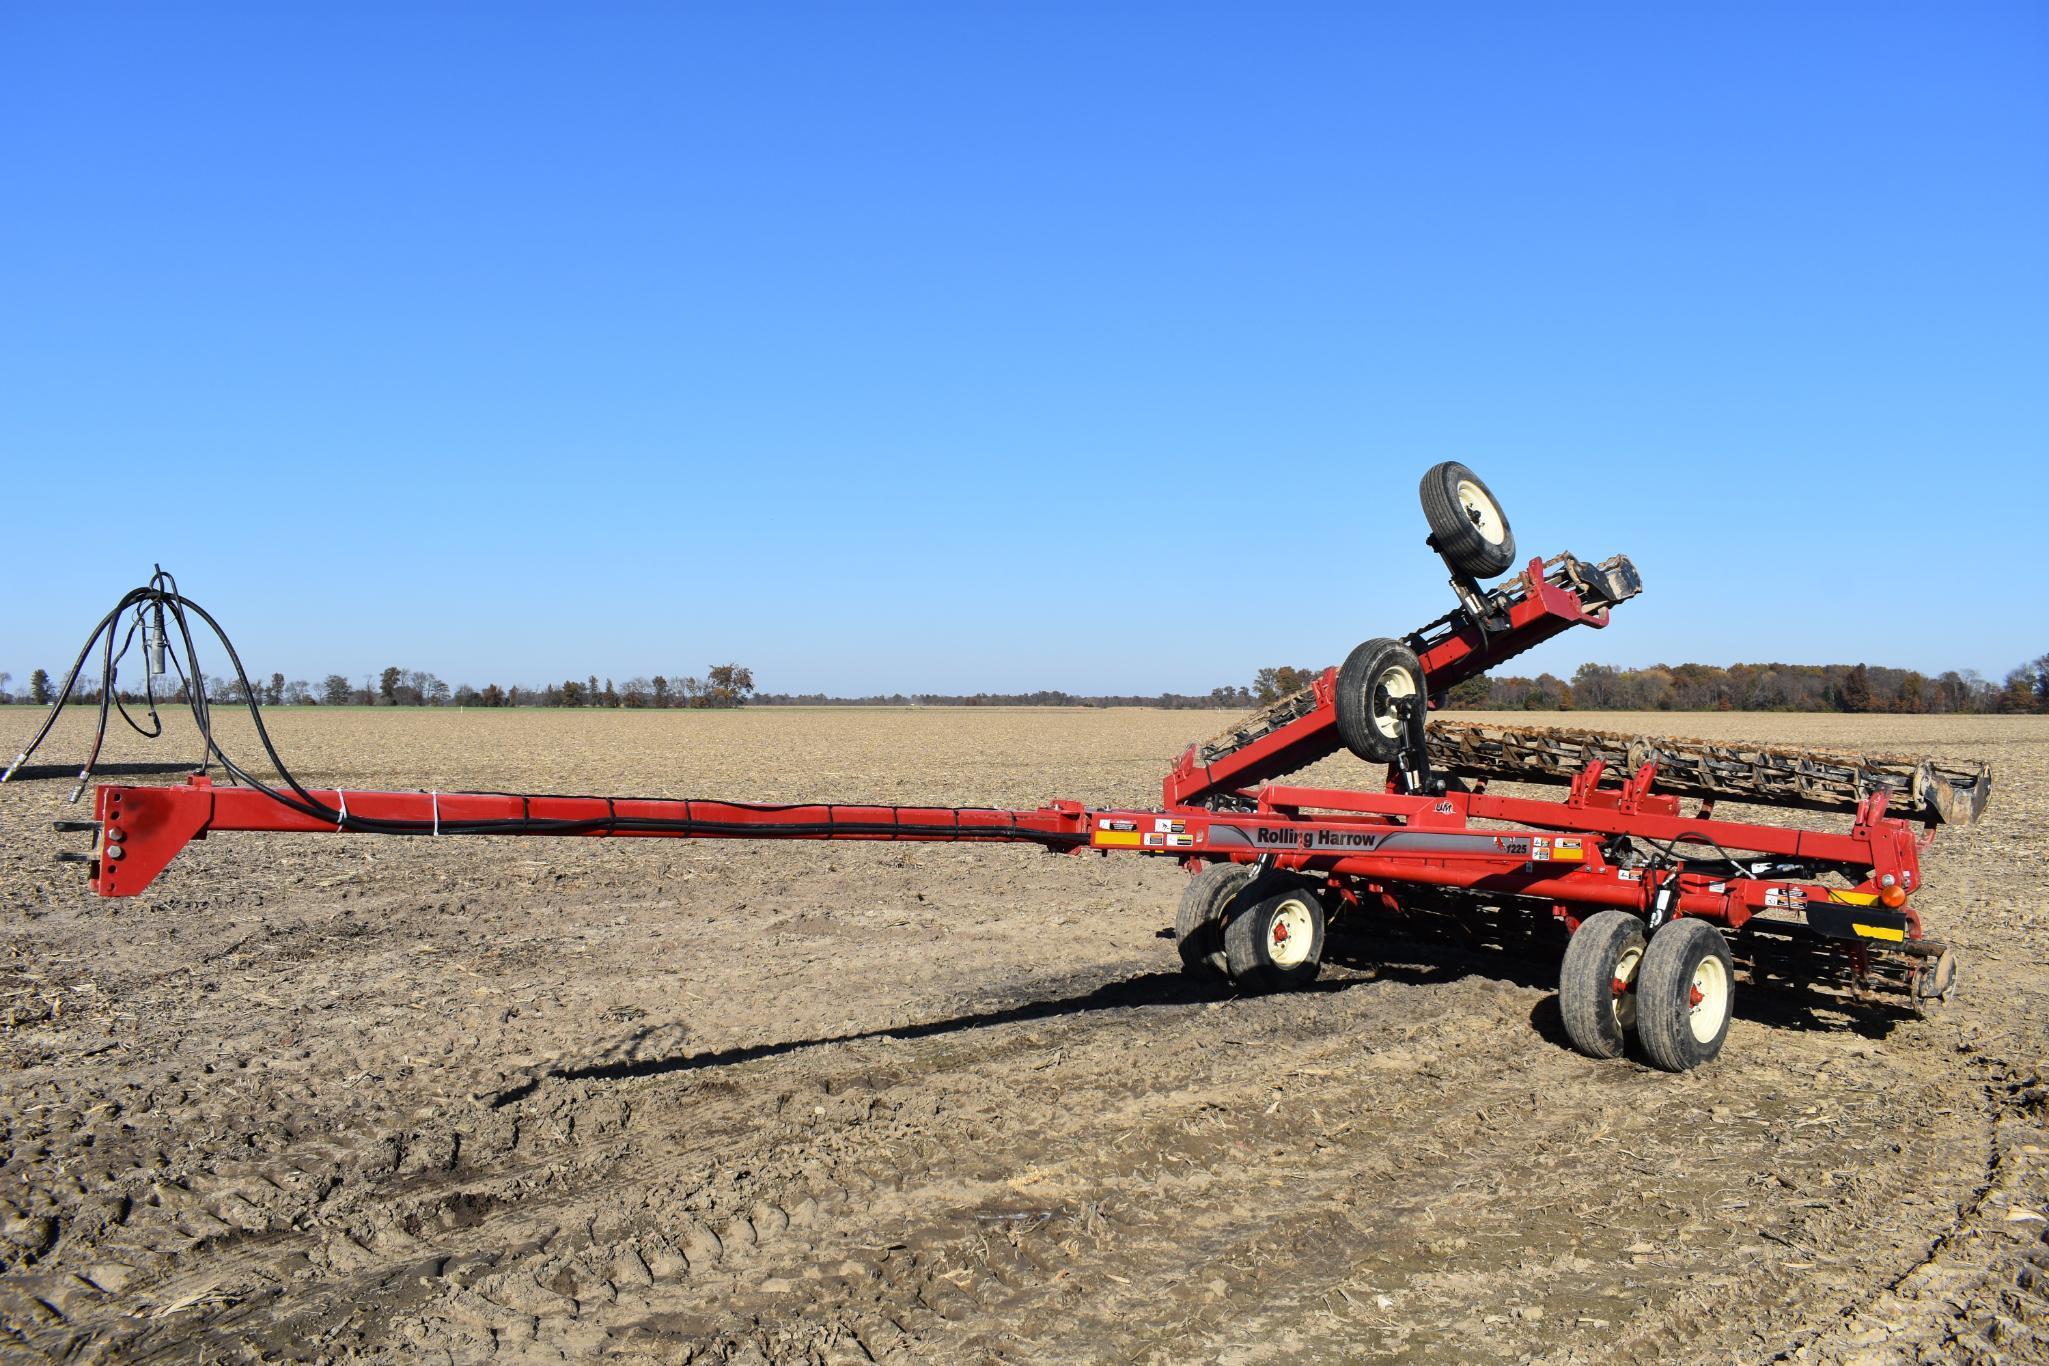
[3,706,2047,1362]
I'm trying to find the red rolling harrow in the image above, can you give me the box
[23,465,1988,1071]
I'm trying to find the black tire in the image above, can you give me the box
[1558,910,1647,1060]
[1635,918,1736,1072]
[1175,862,1256,977]
[1419,461,1517,578]
[1222,886,1326,992]
[1335,638,1424,765]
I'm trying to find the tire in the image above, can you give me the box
[1558,910,1647,1060]
[1175,862,1257,978]
[1420,461,1517,578]
[1335,638,1425,765]
[1223,885,1326,992]
[1635,918,1736,1072]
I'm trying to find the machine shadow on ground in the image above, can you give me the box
[1325,916,1909,1056]
[499,912,1908,1106]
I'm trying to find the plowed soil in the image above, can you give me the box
[3,706,2046,1363]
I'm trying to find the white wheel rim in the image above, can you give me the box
[1370,665,1417,740]
[1611,944,1643,1033]
[1267,899,1314,967]
[1688,954,1730,1043]
[1455,478,1506,546]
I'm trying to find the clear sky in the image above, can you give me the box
[4,3,2044,696]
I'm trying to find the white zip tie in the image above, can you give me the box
[430,790,440,836]
[336,789,349,830]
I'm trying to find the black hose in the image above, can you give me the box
[5,572,1088,849]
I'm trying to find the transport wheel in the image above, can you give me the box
[1558,910,1646,1060]
[1335,638,1425,765]
[1176,862,1257,978]
[1635,918,1736,1072]
[1223,885,1326,992]
[1419,461,1518,578]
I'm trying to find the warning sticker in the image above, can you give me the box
[1551,838,1585,863]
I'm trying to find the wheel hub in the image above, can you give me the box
[1267,900,1314,967]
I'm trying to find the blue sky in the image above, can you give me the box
[4,3,2044,695]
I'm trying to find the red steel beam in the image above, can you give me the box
[80,770,1923,944]
[1161,555,1618,807]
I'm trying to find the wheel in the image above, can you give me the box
[1419,461,1517,578]
[1558,910,1647,1060]
[1335,638,1424,765]
[1635,918,1735,1072]
[1175,862,1256,978]
[1223,885,1326,991]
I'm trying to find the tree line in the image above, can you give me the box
[0,664,758,710]
[4,653,2045,714]
[1445,657,2049,714]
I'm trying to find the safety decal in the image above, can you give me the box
[1094,820,1142,848]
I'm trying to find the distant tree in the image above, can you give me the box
[1251,666,1317,706]
[283,679,313,704]
[1528,672,1571,710]
[507,685,522,707]
[562,679,585,707]
[621,677,651,708]
[652,675,670,707]
[2028,653,2049,712]
[1998,658,2045,714]
[602,677,619,708]
[0,670,10,703]
[454,684,480,706]
[704,663,756,708]
[379,666,402,705]
[1897,671,1926,714]
[587,675,600,704]
[677,675,704,706]
[1569,663,1619,709]
[482,683,506,707]
[320,674,351,705]
[1935,671,1966,713]
[1836,664,1873,713]
[261,672,283,706]
[29,669,53,705]
[1444,676,1492,709]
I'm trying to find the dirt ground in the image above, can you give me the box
[2,705,2046,1363]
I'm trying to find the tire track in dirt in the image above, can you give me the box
[9,930,1997,1362]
